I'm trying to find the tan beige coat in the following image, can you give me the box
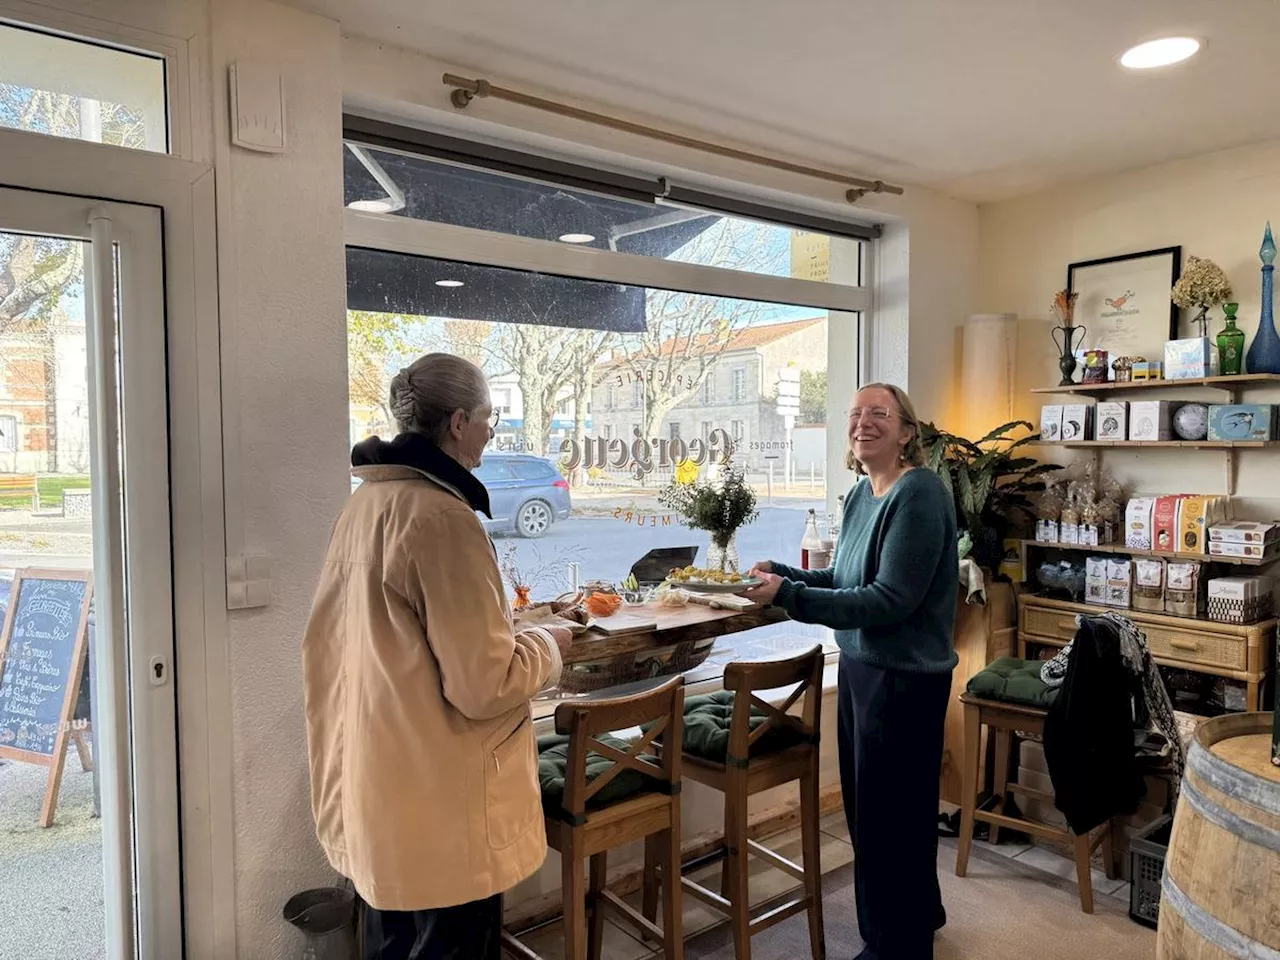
[302,463,562,911]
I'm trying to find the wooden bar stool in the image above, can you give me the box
[645,644,826,960]
[954,693,1119,913]
[503,675,685,960]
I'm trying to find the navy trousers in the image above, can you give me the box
[838,655,952,960]
[361,893,502,960]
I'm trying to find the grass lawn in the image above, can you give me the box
[0,475,91,511]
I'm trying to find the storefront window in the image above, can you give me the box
[346,249,848,647]
[0,22,168,153]
[343,144,860,286]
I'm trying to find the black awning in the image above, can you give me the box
[346,248,648,333]
[344,144,719,256]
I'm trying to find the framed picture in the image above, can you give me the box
[1067,247,1181,380]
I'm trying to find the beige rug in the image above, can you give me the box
[687,839,1156,959]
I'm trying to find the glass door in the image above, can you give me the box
[0,188,179,959]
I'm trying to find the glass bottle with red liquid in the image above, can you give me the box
[801,509,824,570]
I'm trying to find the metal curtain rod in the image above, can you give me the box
[442,73,905,203]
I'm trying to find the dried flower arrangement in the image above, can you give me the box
[1051,289,1079,326]
[1172,256,1234,337]
[498,542,580,611]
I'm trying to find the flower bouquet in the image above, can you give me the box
[658,461,759,572]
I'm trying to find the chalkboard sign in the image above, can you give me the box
[0,569,93,826]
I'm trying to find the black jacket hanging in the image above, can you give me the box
[1043,616,1144,834]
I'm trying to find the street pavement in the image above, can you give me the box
[493,502,825,598]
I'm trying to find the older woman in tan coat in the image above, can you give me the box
[302,353,571,960]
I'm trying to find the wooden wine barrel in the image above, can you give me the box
[1157,712,1280,959]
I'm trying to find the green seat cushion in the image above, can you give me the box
[966,657,1059,708]
[676,691,808,763]
[536,733,659,816]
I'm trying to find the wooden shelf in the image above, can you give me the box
[1031,374,1280,397]
[1021,539,1279,567]
[1038,440,1280,450]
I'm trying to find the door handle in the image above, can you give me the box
[1168,639,1199,651]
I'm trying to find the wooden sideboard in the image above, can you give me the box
[1017,593,1275,711]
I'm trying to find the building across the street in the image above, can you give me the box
[590,315,828,472]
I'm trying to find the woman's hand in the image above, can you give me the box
[748,561,773,578]
[740,571,783,606]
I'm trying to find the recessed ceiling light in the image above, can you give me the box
[558,233,596,244]
[347,198,397,213]
[435,279,464,288]
[1121,37,1201,69]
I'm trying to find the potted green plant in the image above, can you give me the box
[919,420,1059,573]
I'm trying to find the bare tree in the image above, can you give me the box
[606,218,784,439]
[347,310,416,433]
[444,319,493,369]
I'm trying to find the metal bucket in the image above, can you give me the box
[283,887,358,960]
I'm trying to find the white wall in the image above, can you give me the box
[208,2,350,955]
[979,139,1280,510]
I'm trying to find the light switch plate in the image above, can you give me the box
[229,61,286,153]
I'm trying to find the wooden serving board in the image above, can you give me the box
[564,602,789,664]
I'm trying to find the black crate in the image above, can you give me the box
[1128,815,1172,928]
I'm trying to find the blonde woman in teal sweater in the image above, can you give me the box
[743,383,958,960]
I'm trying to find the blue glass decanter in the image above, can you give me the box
[1246,222,1280,374]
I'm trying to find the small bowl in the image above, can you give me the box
[621,587,654,605]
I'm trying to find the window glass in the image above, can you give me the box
[0,23,168,152]
[343,143,860,286]
[511,460,556,481]
[473,459,514,482]
[347,251,847,633]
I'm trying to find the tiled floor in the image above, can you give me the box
[507,816,1129,959]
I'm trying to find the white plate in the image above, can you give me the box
[665,578,761,594]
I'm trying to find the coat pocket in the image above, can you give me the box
[483,713,539,849]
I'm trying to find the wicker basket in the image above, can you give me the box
[556,637,717,695]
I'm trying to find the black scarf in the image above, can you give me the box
[351,433,492,518]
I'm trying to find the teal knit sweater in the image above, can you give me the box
[772,469,959,674]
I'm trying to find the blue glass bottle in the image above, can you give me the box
[1246,222,1280,374]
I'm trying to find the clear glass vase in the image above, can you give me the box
[707,531,739,573]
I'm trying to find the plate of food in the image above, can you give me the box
[664,565,761,593]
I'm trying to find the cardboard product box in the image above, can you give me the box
[1165,337,1213,380]
[1060,404,1093,442]
[1153,495,1185,553]
[1209,540,1273,559]
[1132,361,1162,380]
[1096,401,1128,441]
[1133,558,1166,613]
[1129,401,1174,441]
[1207,404,1277,442]
[999,539,1026,582]
[1107,558,1133,608]
[1019,739,1048,775]
[1178,496,1212,554]
[1039,405,1064,443]
[1207,576,1274,624]
[1126,497,1156,550]
[1036,519,1060,543]
[1017,766,1068,830]
[1086,556,1109,605]
[1209,520,1280,545]
[1166,560,1207,617]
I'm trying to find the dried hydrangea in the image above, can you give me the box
[1171,256,1233,310]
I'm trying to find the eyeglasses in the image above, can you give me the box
[488,408,501,428]
[848,407,896,423]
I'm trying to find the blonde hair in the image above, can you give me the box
[846,382,925,475]
[389,353,489,444]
